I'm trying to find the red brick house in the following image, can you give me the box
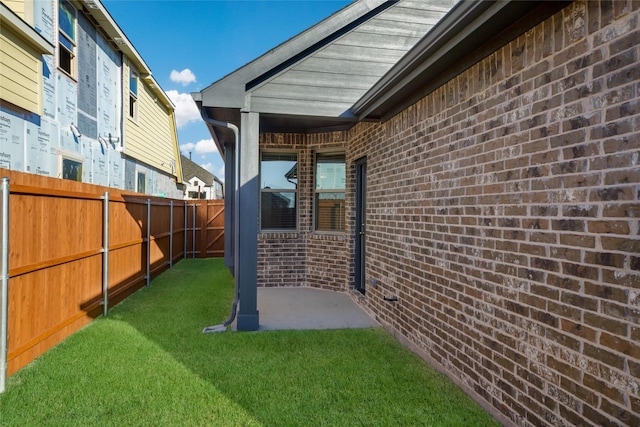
[194,0,640,425]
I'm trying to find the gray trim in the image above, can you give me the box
[245,1,398,91]
[197,0,389,109]
[353,0,567,121]
[236,112,260,331]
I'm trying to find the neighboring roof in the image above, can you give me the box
[194,0,456,148]
[180,154,219,186]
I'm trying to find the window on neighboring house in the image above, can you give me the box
[129,69,138,119]
[136,171,146,193]
[260,152,297,230]
[188,191,206,199]
[58,0,76,76]
[315,152,346,231]
[61,157,82,182]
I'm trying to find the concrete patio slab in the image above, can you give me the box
[235,287,379,331]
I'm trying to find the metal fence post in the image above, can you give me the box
[102,192,109,317]
[192,203,196,259]
[146,199,151,287]
[1,178,9,393]
[183,203,187,259]
[169,201,173,269]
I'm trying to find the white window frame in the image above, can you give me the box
[58,151,84,182]
[128,68,138,120]
[57,0,76,78]
[136,171,146,194]
[314,151,346,232]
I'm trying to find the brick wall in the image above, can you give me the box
[346,1,639,425]
[258,132,350,290]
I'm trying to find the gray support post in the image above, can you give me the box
[146,199,151,287]
[0,178,9,393]
[102,192,109,317]
[183,203,187,259]
[169,201,173,268]
[236,111,259,331]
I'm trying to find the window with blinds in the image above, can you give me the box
[260,152,297,230]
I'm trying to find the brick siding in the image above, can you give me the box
[346,2,640,425]
[257,1,639,425]
[258,132,350,290]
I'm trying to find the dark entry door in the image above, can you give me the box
[354,158,366,294]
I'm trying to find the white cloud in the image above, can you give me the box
[166,90,200,128]
[201,162,213,172]
[217,166,225,181]
[180,138,218,156]
[170,68,196,86]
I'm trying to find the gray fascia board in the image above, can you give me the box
[353,0,556,120]
[193,99,227,160]
[352,0,498,118]
[197,0,389,109]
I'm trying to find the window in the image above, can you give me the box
[260,152,297,230]
[315,152,345,231]
[129,69,138,119]
[136,171,146,193]
[58,0,76,76]
[62,158,82,182]
[187,191,205,199]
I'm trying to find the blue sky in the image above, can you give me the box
[102,0,351,180]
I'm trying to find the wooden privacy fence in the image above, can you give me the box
[0,169,224,382]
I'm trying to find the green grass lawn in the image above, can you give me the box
[0,258,499,426]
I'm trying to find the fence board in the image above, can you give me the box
[0,168,224,377]
[200,200,224,258]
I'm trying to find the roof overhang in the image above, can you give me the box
[0,2,54,54]
[353,0,570,121]
[197,0,390,111]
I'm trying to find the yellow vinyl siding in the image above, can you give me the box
[3,1,32,24]
[0,25,42,114]
[124,63,178,176]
